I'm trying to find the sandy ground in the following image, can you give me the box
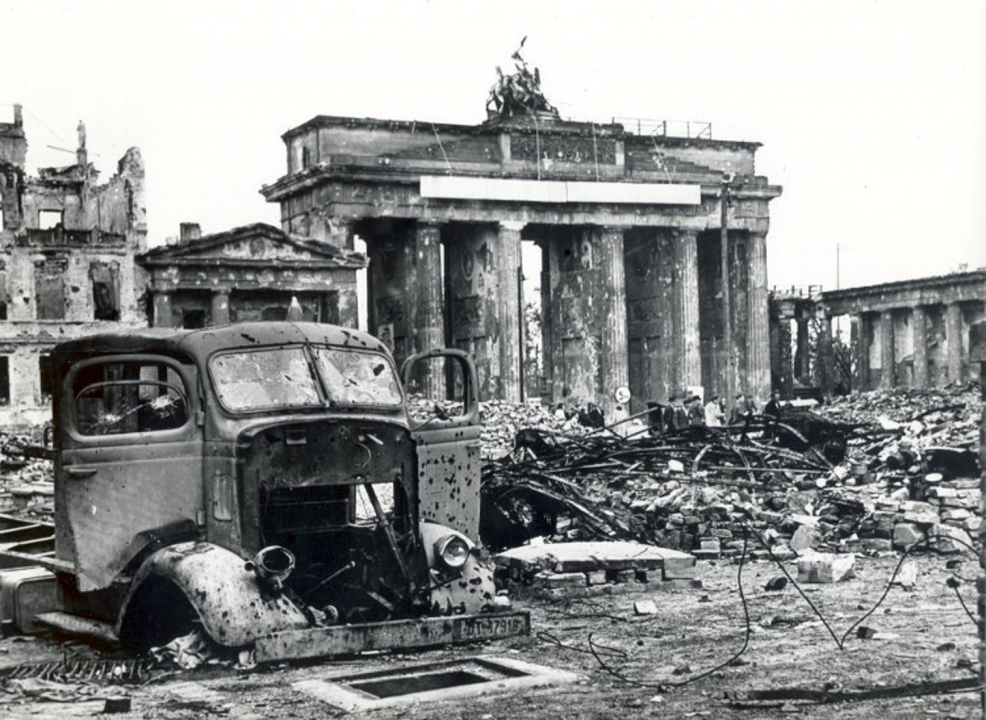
[0,551,981,719]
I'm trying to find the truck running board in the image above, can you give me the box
[253,611,531,663]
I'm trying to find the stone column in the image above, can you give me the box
[879,310,895,389]
[795,316,811,385]
[493,221,524,403]
[152,292,172,328]
[746,232,770,402]
[946,302,964,383]
[596,226,629,421]
[852,314,867,392]
[912,306,928,388]
[210,291,230,326]
[817,313,835,397]
[673,229,701,393]
[410,220,445,399]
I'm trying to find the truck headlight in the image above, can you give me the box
[434,533,471,570]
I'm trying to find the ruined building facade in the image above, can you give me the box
[137,222,367,329]
[261,114,782,419]
[0,106,147,426]
[770,271,986,396]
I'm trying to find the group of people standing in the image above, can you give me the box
[649,389,783,435]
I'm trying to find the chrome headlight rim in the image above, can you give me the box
[434,533,471,570]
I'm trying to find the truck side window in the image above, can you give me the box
[73,361,189,436]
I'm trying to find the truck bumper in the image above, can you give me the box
[253,611,530,663]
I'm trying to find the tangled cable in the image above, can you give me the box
[536,525,980,691]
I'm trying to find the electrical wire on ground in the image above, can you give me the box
[537,521,980,694]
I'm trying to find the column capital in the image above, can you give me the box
[670,227,699,239]
[499,220,526,233]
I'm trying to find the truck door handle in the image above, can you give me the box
[66,467,98,479]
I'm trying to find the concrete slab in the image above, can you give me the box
[495,540,697,580]
[293,655,580,713]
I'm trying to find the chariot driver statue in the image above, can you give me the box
[486,37,558,119]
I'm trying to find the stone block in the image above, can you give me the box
[939,496,979,510]
[634,599,659,615]
[532,571,586,590]
[963,516,982,533]
[797,552,855,583]
[900,501,935,514]
[586,570,608,585]
[926,486,958,499]
[870,511,897,534]
[860,538,893,552]
[892,561,918,591]
[661,554,697,580]
[902,509,939,525]
[942,478,980,490]
[790,525,822,554]
[893,522,925,549]
[932,525,973,554]
[940,508,972,522]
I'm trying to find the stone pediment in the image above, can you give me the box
[139,222,365,268]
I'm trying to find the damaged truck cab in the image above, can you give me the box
[24,322,527,661]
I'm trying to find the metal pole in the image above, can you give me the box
[720,179,733,404]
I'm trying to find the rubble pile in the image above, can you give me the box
[0,430,53,520]
[480,385,983,559]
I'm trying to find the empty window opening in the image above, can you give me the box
[0,356,9,406]
[90,262,120,321]
[182,309,207,329]
[39,354,53,404]
[0,268,7,320]
[38,210,63,230]
[35,258,67,320]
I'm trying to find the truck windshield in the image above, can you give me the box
[210,346,402,412]
[311,347,402,407]
[212,347,321,411]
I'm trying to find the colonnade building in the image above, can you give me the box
[261,112,782,420]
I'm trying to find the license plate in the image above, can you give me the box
[453,613,530,642]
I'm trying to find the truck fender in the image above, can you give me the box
[419,522,496,616]
[117,541,309,649]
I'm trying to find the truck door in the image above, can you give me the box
[57,355,204,592]
[402,350,482,541]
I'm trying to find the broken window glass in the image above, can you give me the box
[312,347,402,406]
[211,347,321,412]
[73,361,188,436]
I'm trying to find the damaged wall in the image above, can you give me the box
[0,107,147,426]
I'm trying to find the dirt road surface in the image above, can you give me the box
[1,552,981,719]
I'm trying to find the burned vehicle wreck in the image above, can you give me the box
[6,322,527,661]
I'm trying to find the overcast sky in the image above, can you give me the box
[3,0,983,293]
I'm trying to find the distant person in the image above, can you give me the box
[729,393,747,425]
[704,395,725,427]
[764,389,783,441]
[669,394,689,431]
[687,395,705,427]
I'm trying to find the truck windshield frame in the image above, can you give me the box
[209,344,403,414]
